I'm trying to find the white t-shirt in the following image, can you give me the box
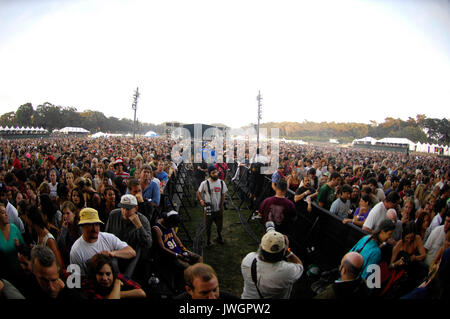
[69,232,128,275]
[241,252,303,299]
[363,201,387,231]
[424,225,445,266]
[49,182,58,199]
[429,214,443,232]
[198,179,228,212]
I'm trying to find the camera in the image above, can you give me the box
[265,221,276,232]
[204,202,212,215]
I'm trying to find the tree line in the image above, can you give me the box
[260,115,449,145]
[0,103,448,145]
[0,102,166,135]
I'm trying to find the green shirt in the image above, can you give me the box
[0,223,25,273]
[317,184,335,211]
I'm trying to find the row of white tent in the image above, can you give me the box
[53,127,90,134]
[415,141,449,156]
[91,130,160,138]
[0,125,48,133]
[352,136,449,155]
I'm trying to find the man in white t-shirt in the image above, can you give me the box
[241,225,303,299]
[197,166,228,247]
[70,208,136,275]
[424,215,450,266]
[362,191,400,234]
[48,169,58,200]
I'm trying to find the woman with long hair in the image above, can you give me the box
[390,222,427,292]
[286,168,301,193]
[401,198,416,224]
[38,194,61,237]
[56,201,81,267]
[349,219,396,280]
[69,187,85,215]
[65,171,75,195]
[98,186,117,225]
[26,205,66,277]
[343,194,372,227]
[415,211,432,241]
[82,253,146,299]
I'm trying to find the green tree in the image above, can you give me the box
[15,103,34,126]
[0,112,15,127]
[422,118,450,145]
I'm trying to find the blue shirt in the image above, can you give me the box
[156,171,169,183]
[350,235,381,279]
[142,180,161,205]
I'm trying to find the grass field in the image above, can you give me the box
[178,193,265,297]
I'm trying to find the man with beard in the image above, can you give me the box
[294,175,316,214]
[197,166,228,247]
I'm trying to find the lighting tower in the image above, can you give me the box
[132,87,140,138]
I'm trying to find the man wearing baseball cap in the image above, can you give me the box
[105,194,152,251]
[240,228,303,299]
[70,207,136,276]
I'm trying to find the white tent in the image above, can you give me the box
[376,137,416,151]
[58,127,90,134]
[352,136,377,145]
[144,130,159,137]
[91,132,107,138]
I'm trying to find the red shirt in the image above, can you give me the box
[13,158,21,170]
[259,196,296,226]
[81,273,141,299]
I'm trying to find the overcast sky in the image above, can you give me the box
[0,0,449,128]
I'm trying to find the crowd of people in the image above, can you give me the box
[0,136,449,300]
[256,144,450,299]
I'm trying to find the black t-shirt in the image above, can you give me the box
[23,276,86,300]
[295,186,315,213]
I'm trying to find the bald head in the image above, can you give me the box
[340,252,364,281]
[386,209,397,222]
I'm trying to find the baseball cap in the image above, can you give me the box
[46,155,56,163]
[114,157,124,166]
[78,208,104,225]
[261,231,286,254]
[118,194,138,209]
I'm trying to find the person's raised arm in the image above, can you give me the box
[109,246,136,259]
[390,242,403,268]
[120,288,146,299]
[106,278,121,299]
[412,235,426,262]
